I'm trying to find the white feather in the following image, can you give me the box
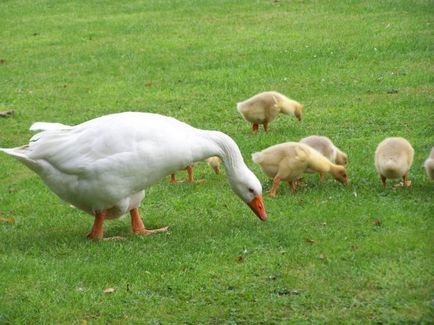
[29,122,72,131]
[1,112,264,220]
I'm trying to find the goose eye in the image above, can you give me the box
[248,188,254,193]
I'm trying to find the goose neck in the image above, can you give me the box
[202,130,244,177]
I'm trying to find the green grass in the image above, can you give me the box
[0,0,433,323]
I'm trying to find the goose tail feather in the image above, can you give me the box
[29,122,71,132]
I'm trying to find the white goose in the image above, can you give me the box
[0,112,267,239]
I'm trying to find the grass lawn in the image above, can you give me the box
[0,0,433,323]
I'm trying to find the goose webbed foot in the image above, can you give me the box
[133,226,169,235]
[130,208,168,236]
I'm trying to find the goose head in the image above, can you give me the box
[228,167,267,221]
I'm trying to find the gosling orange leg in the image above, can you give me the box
[289,180,297,193]
[187,165,194,183]
[170,173,177,184]
[252,123,259,133]
[381,175,387,188]
[130,208,168,235]
[263,120,269,132]
[295,177,304,186]
[268,176,281,197]
[402,174,411,187]
[87,211,107,240]
[319,172,325,182]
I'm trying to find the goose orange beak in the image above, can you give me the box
[248,195,267,221]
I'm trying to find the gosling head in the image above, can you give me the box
[294,104,304,121]
[335,152,348,166]
[330,165,349,185]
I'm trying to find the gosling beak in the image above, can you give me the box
[248,195,267,221]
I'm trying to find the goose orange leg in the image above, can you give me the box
[252,123,259,133]
[87,211,107,240]
[268,176,281,197]
[130,208,169,235]
[170,173,177,183]
[187,165,194,183]
[319,172,325,182]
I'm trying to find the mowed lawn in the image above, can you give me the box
[0,0,433,323]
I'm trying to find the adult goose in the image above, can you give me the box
[1,112,267,239]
